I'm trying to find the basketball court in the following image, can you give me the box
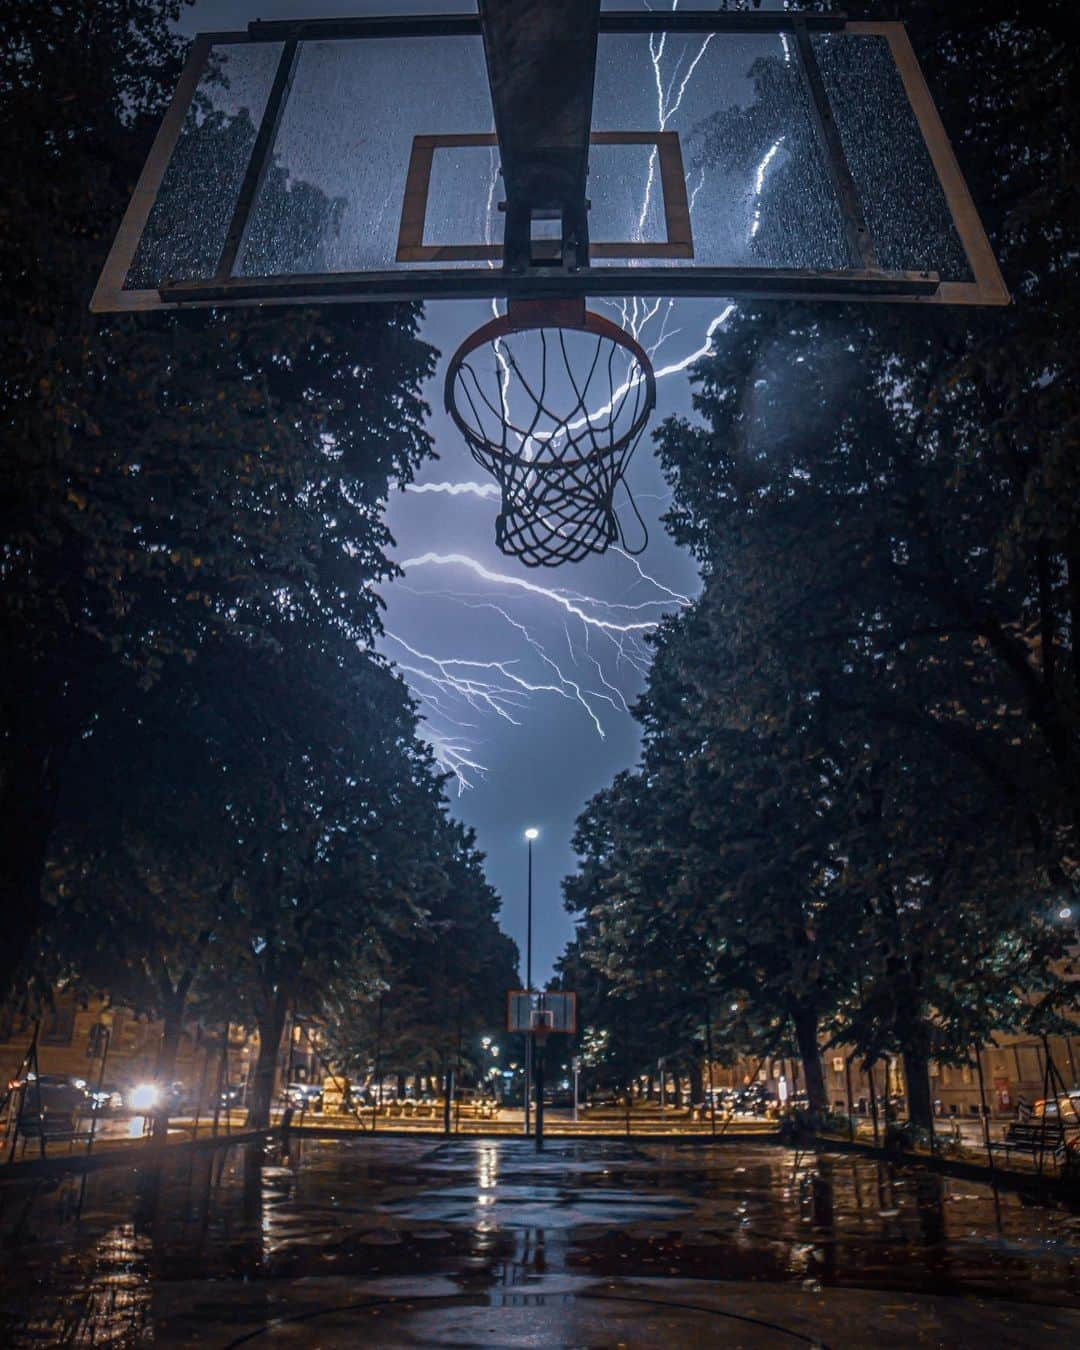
[1,1135,1077,1346]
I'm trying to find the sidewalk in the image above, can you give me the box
[1,1110,251,1168]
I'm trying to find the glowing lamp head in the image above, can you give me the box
[1060,906,1074,921]
[129,1082,160,1112]
[525,827,539,841]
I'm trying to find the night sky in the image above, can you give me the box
[178,1,764,981]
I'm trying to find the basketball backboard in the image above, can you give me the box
[507,991,577,1036]
[92,8,1008,314]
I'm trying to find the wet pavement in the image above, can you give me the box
[0,1136,1078,1345]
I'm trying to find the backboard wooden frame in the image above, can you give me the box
[90,12,1007,313]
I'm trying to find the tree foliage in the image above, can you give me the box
[563,0,1078,1129]
[0,0,436,996]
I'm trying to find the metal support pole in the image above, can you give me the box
[443,1064,453,1137]
[524,833,534,1138]
[973,1042,995,1173]
[524,1035,532,1137]
[1036,1040,1052,1177]
[30,1036,46,1161]
[535,1039,545,1151]
[844,1053,855,1141]
[5,1026,39,1165]
[84,1027,112,1160]
[705,1002,717,1137]
[527,836,533,993]
[373,995,384,1133]
[866,1058,880,1148]
[212,1029,227,1139]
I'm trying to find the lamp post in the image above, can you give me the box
[523,827,538,1136]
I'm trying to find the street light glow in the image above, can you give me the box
[525,827,539,840]
[1060,906,1073,921]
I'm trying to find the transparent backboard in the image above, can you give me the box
[507,991,577,1036]
[92,13,1007,311]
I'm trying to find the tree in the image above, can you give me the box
[561,1,1078,1130]
[324,819,519,1100]
[170,635,450,1129]
[635,0,1080,1128]
[659,0,1080,891]
[44,677,238,1137]
[1,1,437,996]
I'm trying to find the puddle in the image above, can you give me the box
[0,1137,1078,1344]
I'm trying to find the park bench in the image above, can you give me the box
[991,1120,1068,1162]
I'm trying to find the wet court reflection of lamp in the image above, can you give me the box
[524,827,539,1137]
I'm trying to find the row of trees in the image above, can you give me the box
[560,0,1079,1131]
[2,1,517,1129]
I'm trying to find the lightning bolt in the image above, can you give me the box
[398,553,661,634]
[407,481,500,499]
[386,2,778,790]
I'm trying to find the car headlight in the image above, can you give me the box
[129,1083,160,1111]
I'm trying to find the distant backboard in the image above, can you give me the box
[507,991,577,1036]
[92,10,1007,313]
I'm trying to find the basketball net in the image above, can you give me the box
[445,300,656,568]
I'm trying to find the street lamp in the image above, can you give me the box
[523,827,539,1136]
[524,828,538,991]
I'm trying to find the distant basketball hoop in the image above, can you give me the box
[507,989,576,1038]
[445,300,656,569]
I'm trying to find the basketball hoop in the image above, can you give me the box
[445,299,656,568]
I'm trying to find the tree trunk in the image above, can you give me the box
[792,1002,828,1116]
[902,1041,935,1134]
[151,998,185,1141]
[248,990,288,1130]
[688,1057,704,1107]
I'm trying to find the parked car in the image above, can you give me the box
[13,1073,89,1136]
[709,1084,775,1116]
[285,1082,323,1111]
[87,1082,125,1114]
[162,1081,203,1115]
[1032,1091,1080,1123]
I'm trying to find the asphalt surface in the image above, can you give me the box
[0,1136,1077,1346]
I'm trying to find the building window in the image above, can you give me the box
[41,1003,76,1046]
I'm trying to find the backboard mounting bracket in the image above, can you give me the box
[478,0,600,275]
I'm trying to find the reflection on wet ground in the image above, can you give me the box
[0,1137,1078,1345]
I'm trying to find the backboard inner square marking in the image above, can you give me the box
[397,131,693,264]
